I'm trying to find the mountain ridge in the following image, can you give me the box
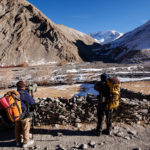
[99,21,150,64]
[0,0,100,66]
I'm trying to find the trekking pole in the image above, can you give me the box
[32,113,34,139]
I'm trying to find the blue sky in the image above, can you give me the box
[27,0,150,34]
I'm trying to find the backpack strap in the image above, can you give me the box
[17,90,28,119]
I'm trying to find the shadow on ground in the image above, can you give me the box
[0,128,16,147]
[0,127,102,147]
[33,128,99,137]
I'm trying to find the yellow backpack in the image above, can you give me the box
[106,78,121,109]
[4,91,23,122]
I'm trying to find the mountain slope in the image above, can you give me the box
[0,0,100,66]
[89,30,123,45]
[100,21,150,64]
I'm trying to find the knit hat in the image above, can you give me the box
[16,81,26,89]
[100,73,109,81]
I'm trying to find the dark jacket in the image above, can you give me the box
[17,89,35,117]
[94,81,110,104]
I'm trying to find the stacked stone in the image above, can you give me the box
[34,95,98,126]
[0,89,150,129]
[33,90,150,126]
[114,97,150,125]
[121,88,150,100]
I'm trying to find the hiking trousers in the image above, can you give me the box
[96,103,112,132]
[15,118,31,144]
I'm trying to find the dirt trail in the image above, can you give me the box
[0,123,150,150]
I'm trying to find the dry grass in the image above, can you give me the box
[121,81,150,95]
[0,70,15,89]
[31,69,52,86]
[34,85,81,99]
[66,73,74,84]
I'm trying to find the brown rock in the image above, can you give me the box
[0,0,100,67]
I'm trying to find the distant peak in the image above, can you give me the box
[89,30,123,45]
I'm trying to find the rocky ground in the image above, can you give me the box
[0,89,150,150]
[0,123,150,150]
[0,63,150,150]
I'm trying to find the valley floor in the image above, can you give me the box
[0,81,150,99]
[0,63,150,150]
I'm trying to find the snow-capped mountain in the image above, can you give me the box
[89,30,123,45]
[99,20,150,64]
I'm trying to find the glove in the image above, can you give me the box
[30,104,36,112]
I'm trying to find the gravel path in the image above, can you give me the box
[0,123,150,150]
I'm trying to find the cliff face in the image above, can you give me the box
[0,0,100,66]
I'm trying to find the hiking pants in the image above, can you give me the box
[96,103,112,131]
[15,118,31,144]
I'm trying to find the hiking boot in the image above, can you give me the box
[96,130,102,136]
[22,139,34,148]
[105,129,111,135]
[92,129,102,136]
[16,142,22,147]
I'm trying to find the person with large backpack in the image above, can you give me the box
[94,73,121,136]
[15,81,35,148]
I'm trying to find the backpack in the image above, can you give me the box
[0,97,9,110]
[0,90,24,122]
[106,77,121,109]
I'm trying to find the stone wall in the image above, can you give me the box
[33,89,150,126]
[0,88,150,129]
[34,95,98,127]
[120,88,150,101]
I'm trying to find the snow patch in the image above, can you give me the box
[30,59,57,66]
[90,30,123,45]
[118,77,150,82]
[80,68,103,72]
[67,69,78,73]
